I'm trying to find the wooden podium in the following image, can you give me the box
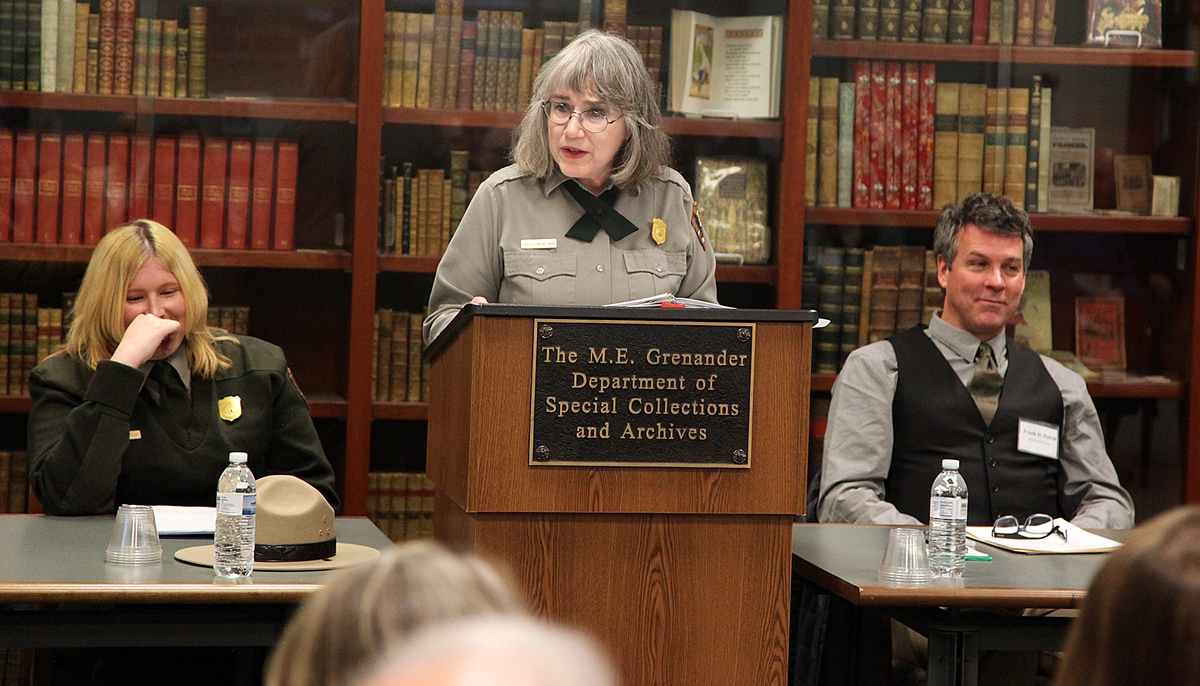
[426,304,815,686]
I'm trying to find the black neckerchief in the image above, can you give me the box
[562,180,638,243]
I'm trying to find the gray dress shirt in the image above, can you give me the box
[817,315,1135,529]
[424,164,718,344]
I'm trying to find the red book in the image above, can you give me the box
[900,62,919,210]
[917,62,936,210]
[114,0,136,94]
[60,133,85,245]
[972,0,991,44]
[105,133,130,233]
[0,130,13,242]
[174,134,202,247]
[868,61,886,210]
[273,140,298,251]
[224,139,252,249]
[12,132,37,244]
[249,139,275,250]
[456,20,478,110]
[83,134,108,246]
[852,61,871,208]
[151,136,177,227]
[884,62,901,210]
[128,134,152,219]
[36,133,63,244]
[98,0,118,94]
[199,138,228,249]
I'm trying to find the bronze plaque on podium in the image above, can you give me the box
[529,319,755,467]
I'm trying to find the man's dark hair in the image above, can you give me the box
[933,192,1033,270]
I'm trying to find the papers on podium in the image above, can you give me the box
[967,518,1121,554]
[605,293,733,309]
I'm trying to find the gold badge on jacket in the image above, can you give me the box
[651,218,666,245]
[218,395,242,422]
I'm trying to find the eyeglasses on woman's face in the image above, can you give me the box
[541,100,624,133]
[992,514,1067,542]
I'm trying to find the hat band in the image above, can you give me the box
[255,538,337,563]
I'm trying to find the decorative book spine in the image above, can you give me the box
[921,0,948,41]
[482,9,501,111]
[0,0,13,90]
[987,0,1003,42]
[159,19,176,96]
[174,26,186,95]
[1002,85,1029,207]
[0,130,12,241]
[899,0,922,41]
[971,0,990,43]
[249,139,275,250]
[602,0,626,35]
[104,133,129,232]
[415,12,434,109]
[272,140,298,250]
[55,0,75,91]
[540,19,563,64]
[455,20,476,110]
[856,0,879,39]
[446,0,462,108]
[516,27,535,110]
[11,131,36,242]
[12,0,27,90]
[956,83,986,201]
[186,5,205,98]
[896,245,925,330]
[805,76,818,207]
[112,0,133,94]
[836,81,855,208]
[150,135,175,227]
[85,12,97,93]
[1024,74,1042,212]
[198,137,226,248]
[82,132,106,244]
[868,245,900,342]
[868,61,886,208]
[97,0,114,93]
[127,133,151,219]
[383,11,402,106]
[900,62,919,209]
[35,132,61,243]
[1036,87,1051,211]
[60,131,84,243]
[884,62,901,209]
[1033,0,1054,45]
[878,0,899,40]
[402,12,420,108]
[999,0,1016,43]
[982,86,1007,195]
[38,0,55,91]
[851,60,871,207]
[947,0,972,42]
[449,149,468,236]
[501,11,521,111]
[132,16,147,94]
[374,309,392,401]
[932,81,961,208]
[922,249,941,325]
[0,294,9,394]
[173,133,201,246]
[1014,0,1035,44]
[146,18,160,96]
[814,246,844,374]
[916,61,936,209]
[817,77,840,207]
[70,3,87,91]
[400,162,413,254]
[224,139,251,249]
[830,0,856,39]
[430,0,449,109]
[841,248,864,367]
[406,312,422,401]
[814,0,830,38]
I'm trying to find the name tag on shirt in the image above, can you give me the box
[521,239,557,250]
[129,430,142,440]
[1018,418,1059,459]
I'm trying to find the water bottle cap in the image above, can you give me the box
[942,459,959,470]
[229,451,248,464]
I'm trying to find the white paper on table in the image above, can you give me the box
[151,505,217,536]
[967,518,1120,554]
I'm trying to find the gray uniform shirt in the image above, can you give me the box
[817,314,1135,529]
[424,164,718,343]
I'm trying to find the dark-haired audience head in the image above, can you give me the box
[933,192,1033,272]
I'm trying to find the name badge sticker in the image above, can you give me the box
[521,238,557,250]
[1018,418,1060,459]
[129,430,141,440]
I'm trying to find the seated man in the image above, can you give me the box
[818,192,1134,529]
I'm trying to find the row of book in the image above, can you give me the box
[813,0,1056,45]
[382,7,662,112]
[0,451,30,514]
[0,130,299,249]
[206,305,249,336]
[373,308,430,404]
[366,471,435,543]
[0,0,207,95]
[805,245,941,374]
[379,152,486,257]
[0,294,60,396]
[806,62,1070,214]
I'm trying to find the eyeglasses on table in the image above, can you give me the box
[991,514,1067,542]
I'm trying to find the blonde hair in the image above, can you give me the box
[64,219,231,376]
[264,540,527,686]
[511,29,669,189]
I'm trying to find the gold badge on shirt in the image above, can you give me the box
[651,218,666,245]
[218,395,242,422]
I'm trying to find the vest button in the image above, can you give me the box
[535,266,545,275]
[992,485,1000,493]
[986,435,994,443]
[990,460,997,467]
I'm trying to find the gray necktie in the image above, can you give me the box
[968,342,1003,426]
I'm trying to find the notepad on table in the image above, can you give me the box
[151,506,217,536]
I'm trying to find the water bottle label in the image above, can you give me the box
[930,496,967,520]
[216,493,257,516]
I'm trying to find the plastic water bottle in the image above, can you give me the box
[214,451,256,578]
[928,458,968,578]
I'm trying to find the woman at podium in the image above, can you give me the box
[27,219,338,515]
[424,29,718,344]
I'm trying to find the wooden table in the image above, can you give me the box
[0,515,393,648]
[791,523,1124,686]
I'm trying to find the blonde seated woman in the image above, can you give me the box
[28,219,338,516]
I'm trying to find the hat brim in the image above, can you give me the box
[175,543,381,572]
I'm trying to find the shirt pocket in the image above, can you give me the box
[502,251,577,305]
[623,249,687,298]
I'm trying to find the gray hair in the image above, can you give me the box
[511,29,669,188]
[933,192,1034,270]
[354,616,619,686]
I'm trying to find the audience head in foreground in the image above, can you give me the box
[1055,505,1200,686]
[355,616,619,686]
[264,540,526,686]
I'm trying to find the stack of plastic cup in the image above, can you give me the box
[878,526,933,584]
[105,504,163,564]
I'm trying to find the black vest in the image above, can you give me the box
[886,327,1064,526]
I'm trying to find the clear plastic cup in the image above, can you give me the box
[105,504,163,565]
[878,526,933,584]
